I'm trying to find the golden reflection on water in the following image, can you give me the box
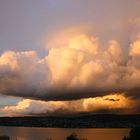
[0,127,130,140]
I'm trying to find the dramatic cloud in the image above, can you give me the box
[0,30,140,101]
[0,94,138,116]
[0,0,140,116]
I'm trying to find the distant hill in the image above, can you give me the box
[0,114,140,128]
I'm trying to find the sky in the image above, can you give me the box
[0,0,140,116]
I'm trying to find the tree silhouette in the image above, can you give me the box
[122,136,129,140]
[66,133,88,140]
[122,128,140,140]
[66,133,79,140]
[0,135,10,140]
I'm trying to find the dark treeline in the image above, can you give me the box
[0,114,140,128]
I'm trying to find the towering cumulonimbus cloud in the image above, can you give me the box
[0,30,140,101]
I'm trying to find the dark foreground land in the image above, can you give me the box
[0,114,140,128]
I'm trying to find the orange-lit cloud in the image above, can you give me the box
[0,30,140,101]
[0,93,138,116]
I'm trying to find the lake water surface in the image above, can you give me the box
[0,127,130,140]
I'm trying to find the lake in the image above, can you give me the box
[0,127,130,140]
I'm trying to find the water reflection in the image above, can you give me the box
[0,127,129,140]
